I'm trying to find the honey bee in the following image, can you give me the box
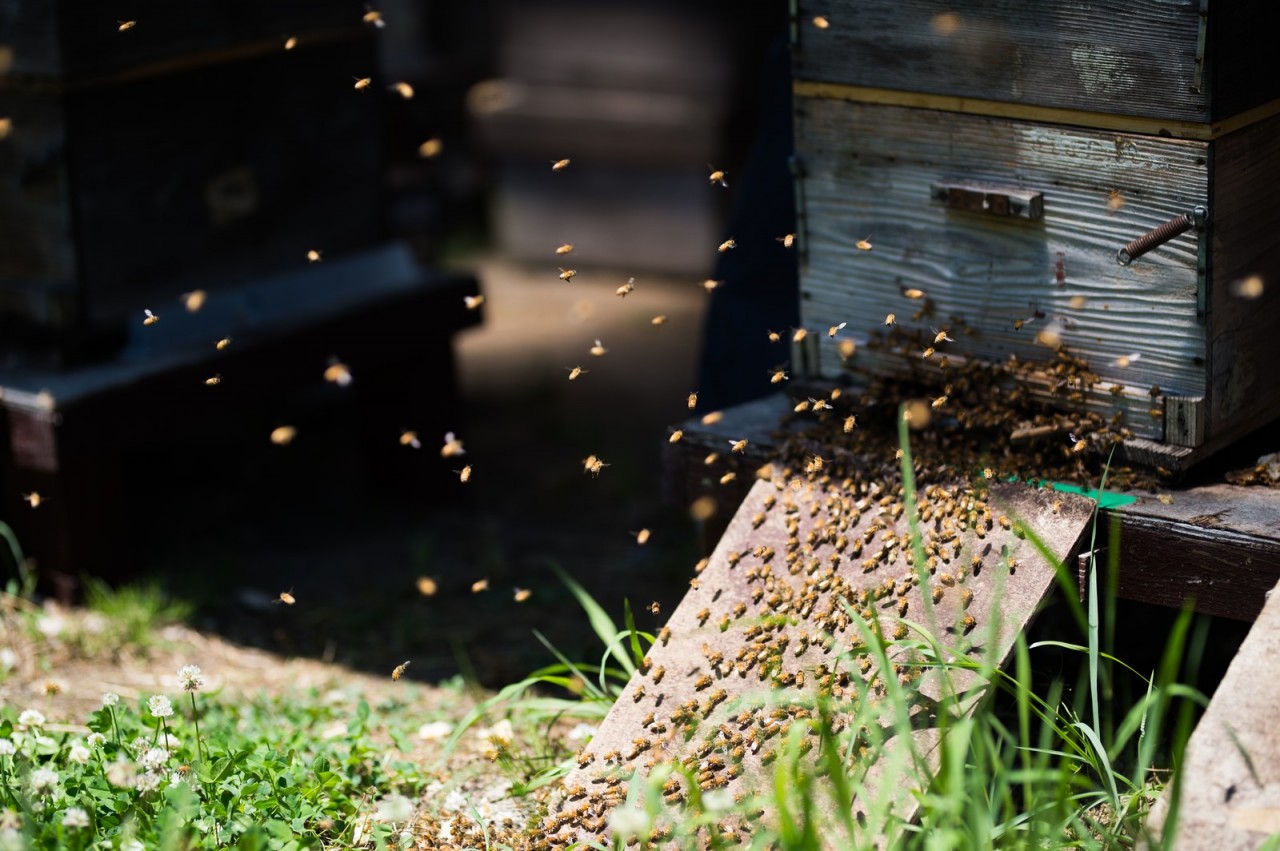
[576,750,594,768]
[778,233,796,248]
[767,330,782,343]
[794,399,810,414]
[688,391,699,409]
[855,237,873,251]
[183,290,207,312]
[997,515,1012,530]
[632,686,645,703]
[391,661,411,681]
[636,529,651,545]
[812,15,830,29]
[708,166,728,187]
[718,239,736,253]
[811,397,832,411]
[694,674,713,691]
[922,347,935,358]
[117,20,136,32]
[658,626,671,645]
[324,360,353,387]
[931,395,947,408]
[277,589,296,605]
[551,158,571,171]
[805,455,825,475]
[143,309,159,326]
[362,8,385,27]
[669,429,684,443]
[440,432,465,457]
[961,615,977,633]
[696,608,711,625]
[589,339,607,356]
[514,587,532,603]
[583,455,608,476]
[729,439,748,453]
[457,465,472,483]
[204,374,222,387]
[884,313,896,326]
[932,328,954,343]
[647,600,660,615]
[471,578,489,593]
[390,81,414,99]
[416,576,438,596]
[21,492,43,509]
[353,77,372,91]
[792,328,809,343]
[270,426,298,446]
[960,588,974,608]
[1069,433,1088,454]
[704,452,720,465]
[703,279,722,292]
[284,36,298,50]
[651,315,668,325]
[399,430,421,449]
[418,137,443,158]
[843,415,857,433]
[827,322,847,338]
[567,366,587,381]
[558,267,577,282]
[701,411,724,425]
[1112,353,1141,368]
[306,249,323,262]
[615,277,635,297]
[464,294,485,310]
[771,369,789,384]
[720,472,737,485]
[902,287,925,299]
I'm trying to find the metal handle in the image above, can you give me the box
[1117,206,1207,265]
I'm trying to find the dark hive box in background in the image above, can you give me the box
[0,2,382,354]
[790,1,1280,469]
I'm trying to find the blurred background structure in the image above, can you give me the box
[0,0,792,683]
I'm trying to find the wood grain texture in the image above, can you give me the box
[1207,113,1280,446]
[1147,577,1280,847]
[795,97,1209,442]
[794,0,1280,123]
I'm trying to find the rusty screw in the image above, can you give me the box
[1117,206,1207,265]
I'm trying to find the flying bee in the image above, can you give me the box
[828,322,847,338]
[855,236,872,250]
[457,465,472,483]
[1069,433,1088,454]
[277,589,296,605]
[567,366,587,381]
[399,430,421,449]
[353,77,372,91]
[21,492,43,509]
[117,20,137,31]
[778,233,796,248]
[718,239,736,253]
[810,397,832,411]
[615,277,635,297]
[216,337,232,350]
[794,400,811,414]
[922,347,935,358]
[902,287,925,299]
[270,426,298,446]
[513,587,532,603]
[729,439,748,453]
[583,455,608,476]
[813,15,831,29]
[931,394,947,408]
[418,137,442,158]
[771,369,789,384]
[767,330,782,343]
[183,290,207,312]
[558,267,576,282]
[551,158,571,171]
[704,452,719,465]
[884,313,896,326]
[843,415,857,433]
[388,80,414,99]
[720,472,737,485]
[324,359,353,387]
[792,328,809,343]
[1112,353,1141,368]
[651,315,668,325]
[589,339,607,356]
[636,529,651,545]
[555,243,573,256]
[703,279,722,292]
[362,8,385,27]
[669,429,684,443]
[205,374,222,387]
[416,576,438,596]
[464,294,485,310]
[143,309,159,326]
[284,36,298,50]
[647,601,660,614]
[688,392,698,409]
[931,327,954,343]
[307,249,323,262]
[471,578,489,593]
[440,432,465,457]
[391,661,410,681]
[708,166,728,187]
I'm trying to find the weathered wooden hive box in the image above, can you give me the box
[0,1,382,353]
[791,1,1280,468]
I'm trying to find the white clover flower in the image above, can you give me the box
[141,748,169,771]
[120,840,145,851]
[105,759,137,788]
[0,648,15,671]
[607,806,650,838]
[87,733,106,748]
[68,744,91,765]
[0,740,13,757]
[566,722,596,742]
[28,767,59,796]
[148,695,173,718]
[134,772,162,793]
[177,665,204,692]
[416,720,452,741]
[62,807,90,829]
[375,794,415,824]
[0,828,22,851]
[102,692,120,707]
[128,737,149,756]
[17,709,45,728]
[36,613,65,638]
[475,718,514,748]
[35,735,56,750]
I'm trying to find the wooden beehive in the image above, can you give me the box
[0,2,384,353]
[790,1,1280,469]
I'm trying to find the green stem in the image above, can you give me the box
[108,706,121,747]
[189,692,204,764]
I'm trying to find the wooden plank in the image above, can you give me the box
[1147,577,1280,846]
[552,476,1095,845]
[793,0,1280,124]
[794,96,1209,443]
[1207,113,1280,450]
